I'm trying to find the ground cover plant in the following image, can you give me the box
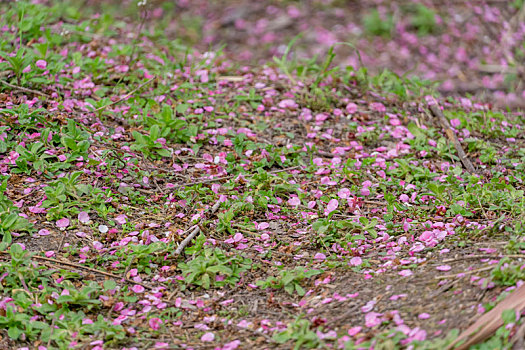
[0,0,524,349]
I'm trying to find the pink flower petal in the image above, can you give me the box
[450,119,461,128]
[399,270,413,277]
[348,326,362,336]
[115,214,127,225]
[288,197,300,206]
[149,317,162,330]
[257,222,269,230]
[325,199,339,215]
[436,265,451,271]
[78,211,90,224]
[35,60,47,69]
[314,253,326,261]
[350,257,362,266]
[346,103,358,114]
[131,285,145,293]
[201,332,215,342]
[360,187,370,196]
[233,232,244,242]
[278,99,298,109]
[338,188,351,199]
[56,218,70,228]
[38,229,50,236]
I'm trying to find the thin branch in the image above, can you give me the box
[174,199,222,255]
[174,226,201,256]
[0,79,51,98]
[93,77,156,113]
[0,251,153,290]
[435,265,493,280]
[429,103,477,174]
[443,254,525,263]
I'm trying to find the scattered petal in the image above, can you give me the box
[78,212,90,224]
[131,285,145,293]
[201,332,215,342]
[314,253,326,261]
[436,265,452,271]
[56,218,70,229]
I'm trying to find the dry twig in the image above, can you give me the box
[435,265,494,280]
[174,199,222,255]
[0,251,153,290]
[93,77,156,113]
[429,103,476,174]
[443,254,525,263]
[0,79,51,98]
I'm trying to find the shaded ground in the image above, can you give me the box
[121,0,525,108]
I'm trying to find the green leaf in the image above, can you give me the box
[201,273,210,289]
[407,122,426,139]
[273,331,291,343]
[176,103,189,114]
[2,213,18,229]
[502,309,517,324]
[7,326,23,340]
[295,284,306,296]
[156,148,171,157]
[57,295,74,303]
[350,234,366,241]
[61,136,78,150]
[281,272,295,286]
[132,131,145,144]
[358,216,369,226]
[103,280,117,291]
[10,243,23,256]
[150,125,160,140]
[284,283,294,295]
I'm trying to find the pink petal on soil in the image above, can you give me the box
[38,229,50,236]
[314,253,326,261]
[350,257,362,266]
[131,285,145,293]
[348,326,362,336]
[346,103,358,114]
[115,214,127,225]
[201,332,215,342]
[325,199,339,215]
[149,317,162,330]
[360,187,370,196]
[288,197,300,206]
[257,222,269,230]
[56,218,70,228]
[223,340,241,349]
[399,270,413,277]
[78,212,90,224]
[436,265,451,271]
[278,99,298,109]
